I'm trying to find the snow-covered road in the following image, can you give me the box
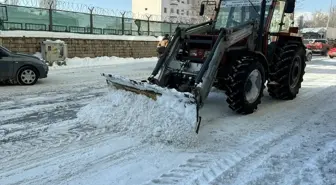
[0,56,335,185]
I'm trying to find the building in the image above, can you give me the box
[132,0,208,24]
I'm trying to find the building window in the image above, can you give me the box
[186,10,189,15]
[145,8,147,10]
[164,7,167,13]
[187,0,189,4]
[171,8,174,13]
[177,9,179,14]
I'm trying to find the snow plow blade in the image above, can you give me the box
[101,73,202,134]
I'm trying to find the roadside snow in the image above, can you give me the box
[33,52,158,70]
[0,30,163,41]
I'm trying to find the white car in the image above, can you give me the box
[306,48,312,62]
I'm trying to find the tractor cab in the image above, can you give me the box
[180,0,273,64]
[183,0,297,59]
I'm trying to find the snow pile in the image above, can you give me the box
[33,52,158,69]
[0,30,163,41]
[76,87,199,148]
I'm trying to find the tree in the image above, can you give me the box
[296,15,304,29]
[327,6,336,28]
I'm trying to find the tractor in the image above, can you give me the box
[102,0,306,133]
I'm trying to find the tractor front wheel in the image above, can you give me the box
[267,42,306,100]
[225,57,266,114]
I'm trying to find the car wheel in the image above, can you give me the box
[17,66,39,85]
[307,53,312,61]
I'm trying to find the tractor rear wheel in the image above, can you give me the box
[267,42,306,100]
[225,57,266,114]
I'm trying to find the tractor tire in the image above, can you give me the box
[224,57,266,114]
[267,43,306,100]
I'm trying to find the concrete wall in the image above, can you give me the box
[0,37,158,58]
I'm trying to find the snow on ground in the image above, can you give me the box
[0,30,163,41]
[0,56,336,185]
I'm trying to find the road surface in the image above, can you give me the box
[0,56,335,185]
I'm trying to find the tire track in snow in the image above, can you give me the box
[194,88,336,185]
[292,140,336,185]
[142,86,336,185]
[142,154,215,185]
[0,135,149,185]
[0,91,106,124]
[205,109,336,185]
[0,91,106,143]
[0,72,152,169]
[0,127,143,173]
[0,121,111,164]
[40,144,151,185]
[0,91,107,160]
[0,72,150,99]
[245,134,336,185]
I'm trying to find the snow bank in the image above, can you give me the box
[76,87,199,148]
[32,51,158,69]
[0,30,163,41]
[48,55,157,69]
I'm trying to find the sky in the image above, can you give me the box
[296,0,330,12]
[73,0,330,13]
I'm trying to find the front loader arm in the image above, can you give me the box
[149,21,213,81]
[194,21,256,107]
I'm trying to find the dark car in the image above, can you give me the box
[0,46,49,85]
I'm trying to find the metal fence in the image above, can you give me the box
[0,4,196,36]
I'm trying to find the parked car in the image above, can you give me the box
[328,48,336,58]
[306,48,313,62]
[305,39,331,56]
[0,46,49,85]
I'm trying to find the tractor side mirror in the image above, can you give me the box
[199,4,205,16]
[284,0,295,13]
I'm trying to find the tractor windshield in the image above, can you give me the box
[215,0,272,30]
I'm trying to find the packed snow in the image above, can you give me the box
[0,55,336,185]
[0,30,163,41]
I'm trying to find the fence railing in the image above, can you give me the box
[0,4,201,36]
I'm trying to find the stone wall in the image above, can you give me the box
[0,37,158,58]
